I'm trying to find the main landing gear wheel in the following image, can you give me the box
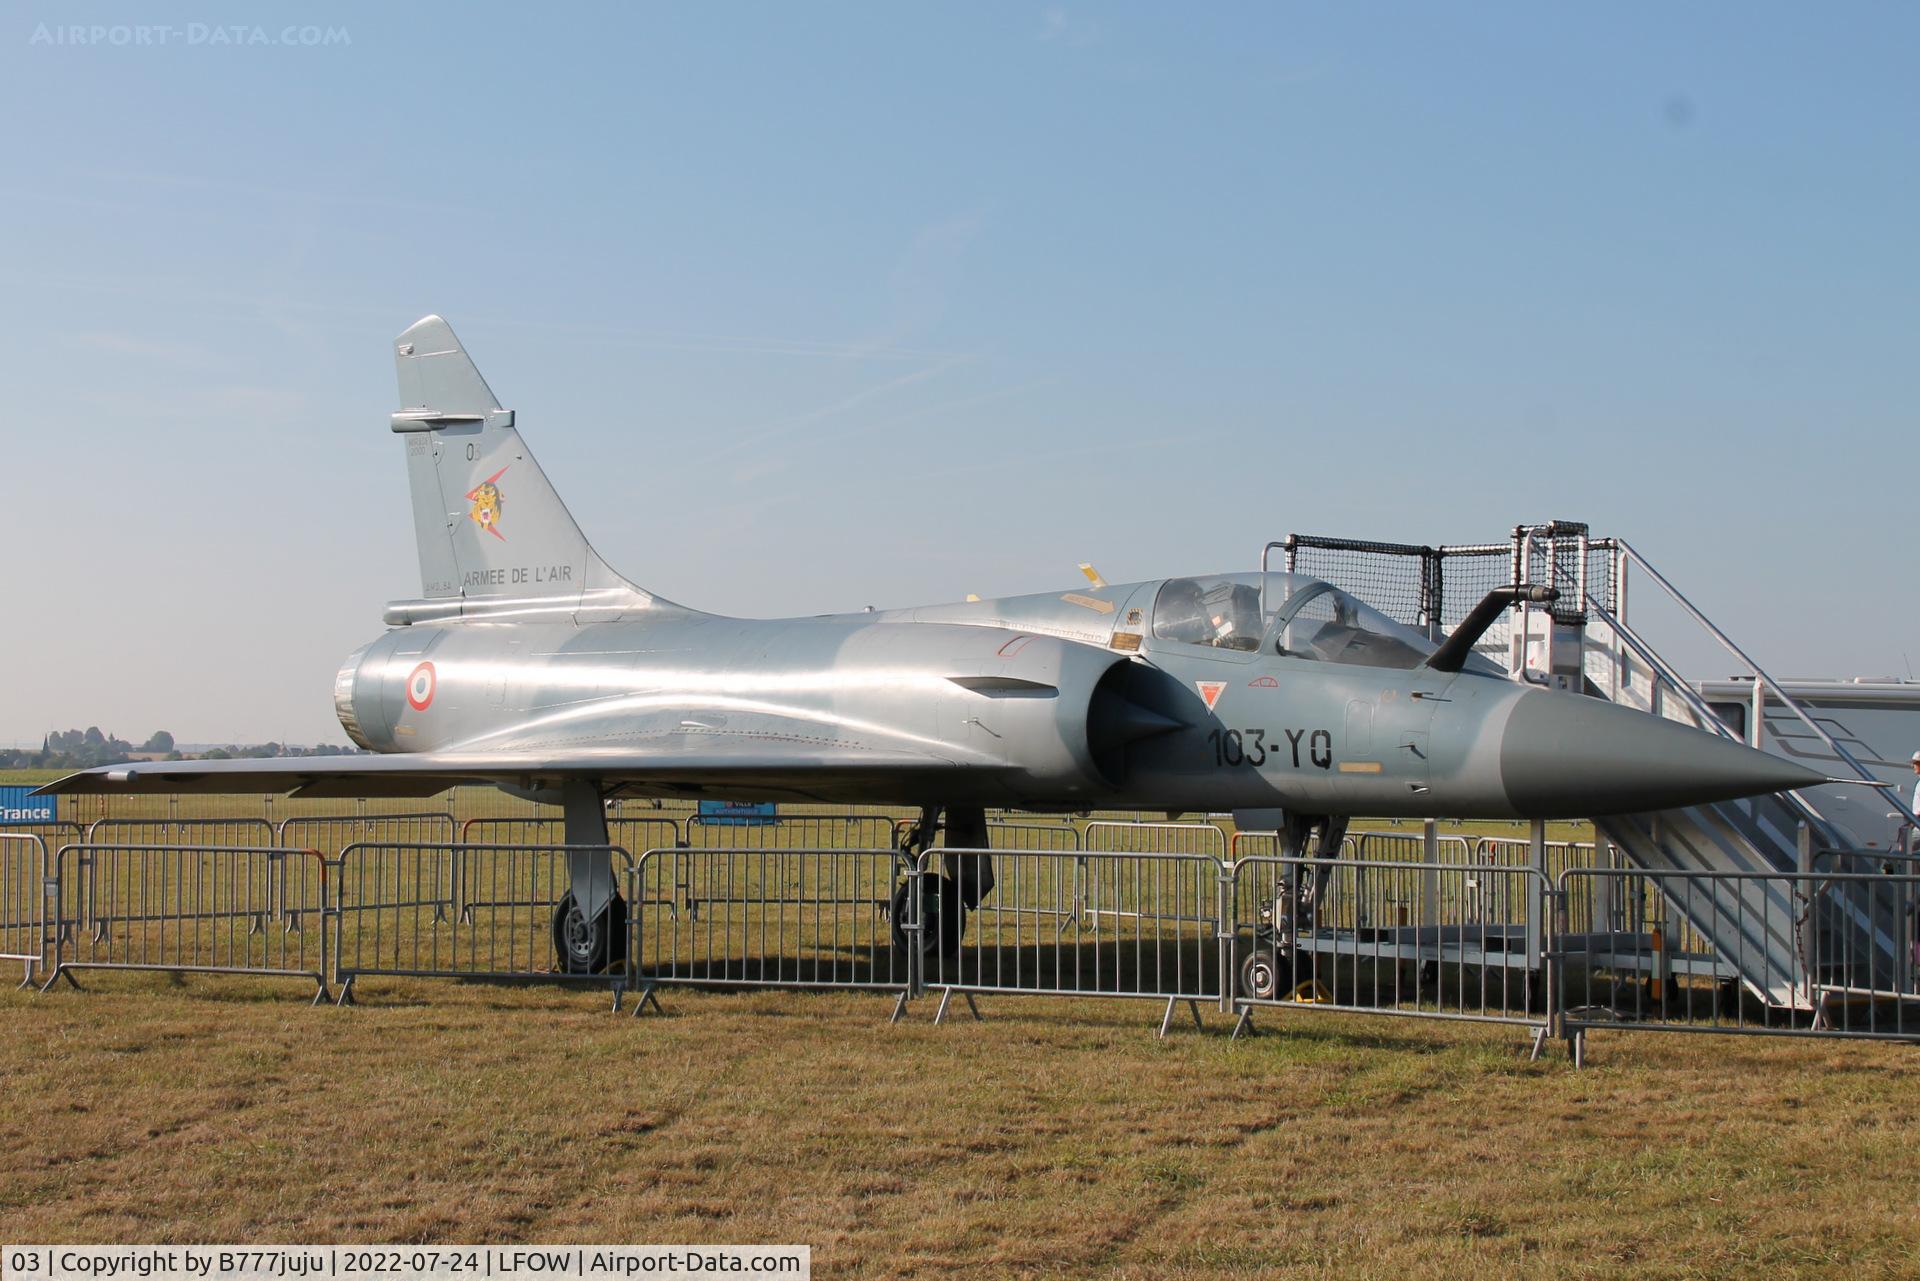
[551,891,628,975]
[891,874,965,961]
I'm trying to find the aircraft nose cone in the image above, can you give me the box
[1498,689,1826,818]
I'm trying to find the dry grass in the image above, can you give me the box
[2,976,1917,1279]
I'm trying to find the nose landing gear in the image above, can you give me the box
[1237,812,1346,1001]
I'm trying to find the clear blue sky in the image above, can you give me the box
[2,4,1915,746]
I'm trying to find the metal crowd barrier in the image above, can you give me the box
[1227,856,1553,1044]
[677,816,894,918]
[1554,865,1920,1064]
[985,821,1082,852]
[85,816,276,848]
[1084,819,1227,858]
[41,843,330,1000]
[332,842,633,1004]
[460,815,684,851]
[917,847,1224,1033]
[626,846,910,1010]
[280,811,457,858]
[1078,822,1226,937]
[8,820,82,860]
[1353,830,1477,863]
[686,813,895,850]
[1228,830,1360,860]
[458,817,683,918]
[15,813,1920,1068]
[1,833,48,986]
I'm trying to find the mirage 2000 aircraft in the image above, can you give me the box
[44,316,1823,971]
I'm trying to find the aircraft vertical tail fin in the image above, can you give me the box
[391,315,665,622]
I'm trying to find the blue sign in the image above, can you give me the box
[697,800,778,826]
[0,786,56,825]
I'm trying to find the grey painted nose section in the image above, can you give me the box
[1498,689,1826,817]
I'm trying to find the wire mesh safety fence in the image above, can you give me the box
[1277,526,1618,664]
[1554,866,1920,1062]
[626,846,910,996]
[332,842,633,1000]
[43,844,331,998]
[1227,856,1551,1032]
[1,833,49,984]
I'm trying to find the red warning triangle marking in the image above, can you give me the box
[1196,680,1227,711]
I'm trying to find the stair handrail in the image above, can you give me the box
[1585,597,1741,742]
[1610,538,1920,836]
[1588,596,1848,850]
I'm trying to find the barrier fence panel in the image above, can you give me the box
[1555,867,1920,1059]
[43,844,329,998]
[456,817,682,918]
[919,849,1223,1008]
[85,817,276,850]
[686,813,897,851]
[1230,831,1363,869]
[985,822,1081,852]
[1084,820,1227,858]
[5,821,82,866]
[280,812,457,859]
[1,833,48,984]
[460,816,563,846]
[628,846,910,994]
[1228,856,1550,1030]
[1353,830,1477,864]
[680,817,896,919]
[333,843,633,998]
[461,816,685,850]
[1228,831,1281,860]
[1475,838,1637,938]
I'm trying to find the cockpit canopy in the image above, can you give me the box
[1149,576,1269,651]
[1150,572,1492,672]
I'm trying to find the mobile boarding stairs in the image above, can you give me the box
[1279,523,1920,1017]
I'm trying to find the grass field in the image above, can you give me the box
[2,976,1917,1278]
[12,771,1898,1275]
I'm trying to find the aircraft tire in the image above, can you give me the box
[889,875,965,961]
[551,890,629,975]
[1238,947,1288,1002]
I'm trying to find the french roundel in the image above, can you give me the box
[406,661,437,711]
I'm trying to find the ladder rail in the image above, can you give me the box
[1587,597,1851,856]
[1611,538,1919,833]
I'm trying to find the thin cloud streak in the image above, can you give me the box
[680,356,978,470]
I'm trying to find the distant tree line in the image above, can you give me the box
[2,728,360,770]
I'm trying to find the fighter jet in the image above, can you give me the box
[42,316,1823,971]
